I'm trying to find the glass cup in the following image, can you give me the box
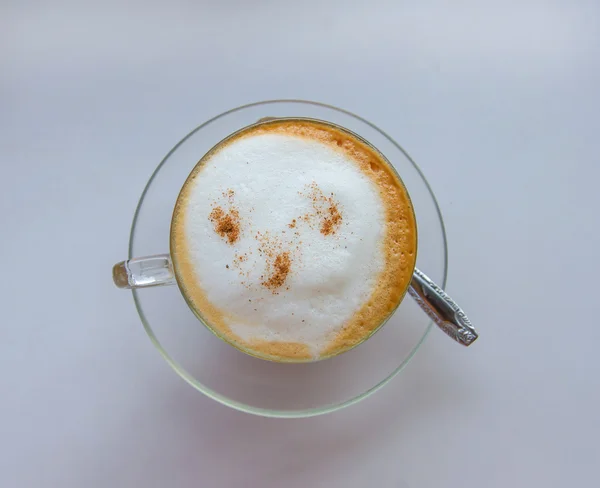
[115,116,420,363]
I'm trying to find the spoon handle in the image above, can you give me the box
[408,268,478,346]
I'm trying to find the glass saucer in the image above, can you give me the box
[129,100,447,417]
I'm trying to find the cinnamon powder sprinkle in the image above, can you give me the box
[262,252,291,291]
[209,206,240,244]
[298,182,343,236]
[321,203,342,236]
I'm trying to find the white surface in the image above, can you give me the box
[1,0,599,486]
[182,129,385,357]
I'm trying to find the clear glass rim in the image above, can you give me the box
[129,99,448,418]
[169,116,419,363]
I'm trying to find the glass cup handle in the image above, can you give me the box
[112,254,176,289]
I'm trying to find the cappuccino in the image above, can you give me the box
[171,119,417,361]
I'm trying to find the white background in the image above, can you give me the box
[2,1,599,486]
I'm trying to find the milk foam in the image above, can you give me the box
[181,131,385,358]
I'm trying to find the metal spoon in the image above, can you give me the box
[409,268,478,346]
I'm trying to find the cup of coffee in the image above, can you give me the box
[114,114,476,365]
